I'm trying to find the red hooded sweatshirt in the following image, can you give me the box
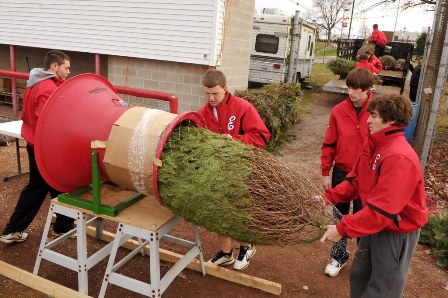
[198,92,270,148]
[369,29,388,46]
[323,126,428,238]
[21,68,64,146]
[320,93,373,176]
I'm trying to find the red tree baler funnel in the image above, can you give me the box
[35,74,204,203]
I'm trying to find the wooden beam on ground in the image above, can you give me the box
[0,260,92,298]
[86,226,281,296]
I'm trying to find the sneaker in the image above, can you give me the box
[325,258,346,277]
[51,230,77,239]
[207,250,235,266]
[233,245,256,270]
[0,232,28,244]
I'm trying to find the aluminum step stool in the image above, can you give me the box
[98,209,206,297]
[33,199,115,295]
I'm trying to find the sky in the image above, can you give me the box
[255,0,435,38]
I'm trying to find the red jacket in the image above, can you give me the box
[356,60,381,75]
[369,29,388,46]
[21,76,64,146]
[369,55,383,73]
[198,92,270,148]
[320,94,372,176]
[323,126,428,238]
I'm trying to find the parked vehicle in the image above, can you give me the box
[249,11,317,84]
[336,39,414,94]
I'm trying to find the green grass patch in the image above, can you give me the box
[314,42,337,57]
[307,63,338,86]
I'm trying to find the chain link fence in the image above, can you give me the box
[412,0,448,167]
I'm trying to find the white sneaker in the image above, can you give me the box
[0,232,28,244]
[207,250,235,266]
[325,258,346,277]
[233,245,256,270]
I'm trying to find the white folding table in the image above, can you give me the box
[0,120,28,181]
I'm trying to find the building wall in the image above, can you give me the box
[1,0,256,114]
[0,0,223,66]
[108,0,255,113]
[0,45,107,92]
[218,0,255,92]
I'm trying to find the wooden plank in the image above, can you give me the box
[86,227,282,296]
[54,189,176,231]
[0,260,92,298]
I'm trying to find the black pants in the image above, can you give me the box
[375,44,385,58]
[409,85,418,102]
[2,145,74,235]
[330,165,362,263]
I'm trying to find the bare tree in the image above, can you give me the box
[312,0,351,42]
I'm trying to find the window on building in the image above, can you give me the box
[255,34,279,54]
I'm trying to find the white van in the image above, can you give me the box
[249,12,316,84]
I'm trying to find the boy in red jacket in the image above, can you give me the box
[369,24,388,57]
[1,50,75,243]
[355,54,381,74]
[320,94,428,297]
[320,68,374,277]
[198,70,270,270]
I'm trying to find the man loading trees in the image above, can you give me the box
[198,69,270,270]
[369,24,388,57]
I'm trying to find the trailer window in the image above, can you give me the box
[255,34,279,54]
[307,35,312,52]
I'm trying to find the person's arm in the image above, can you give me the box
[335,155,420,238]
[323,177,358,205]
[320,112,337,187]
[35,86,53,118]
[408,63,415,73]
[232,105,270,148]
[371,55,383,72]
[368,31,378,43]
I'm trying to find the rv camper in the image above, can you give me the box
[249,11,316,84]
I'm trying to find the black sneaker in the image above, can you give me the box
[51,229,76,239]
[233,245,256,270]
[207,250,235,266]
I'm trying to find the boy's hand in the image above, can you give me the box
[320,225,342,243]
[322,176,331,189]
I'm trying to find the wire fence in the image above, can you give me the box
[412,0,448,167]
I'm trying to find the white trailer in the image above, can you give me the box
[249,11,316,84]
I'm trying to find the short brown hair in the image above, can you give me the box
[202,70,226,88]
[345,68,375,91]
[373,24,378,29]
[358,53,369,60]
[367,94,413,126]
[44,50,70,70]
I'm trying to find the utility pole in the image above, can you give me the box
[348,0,355,38]
[287,10,301,83]
[392,0,401,41]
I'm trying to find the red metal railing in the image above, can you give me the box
[0,70,179,116]
[1,45,178,118]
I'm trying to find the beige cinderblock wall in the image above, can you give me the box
[108,0,255,113]
[108,56,208,113]
[218,0,255,93]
